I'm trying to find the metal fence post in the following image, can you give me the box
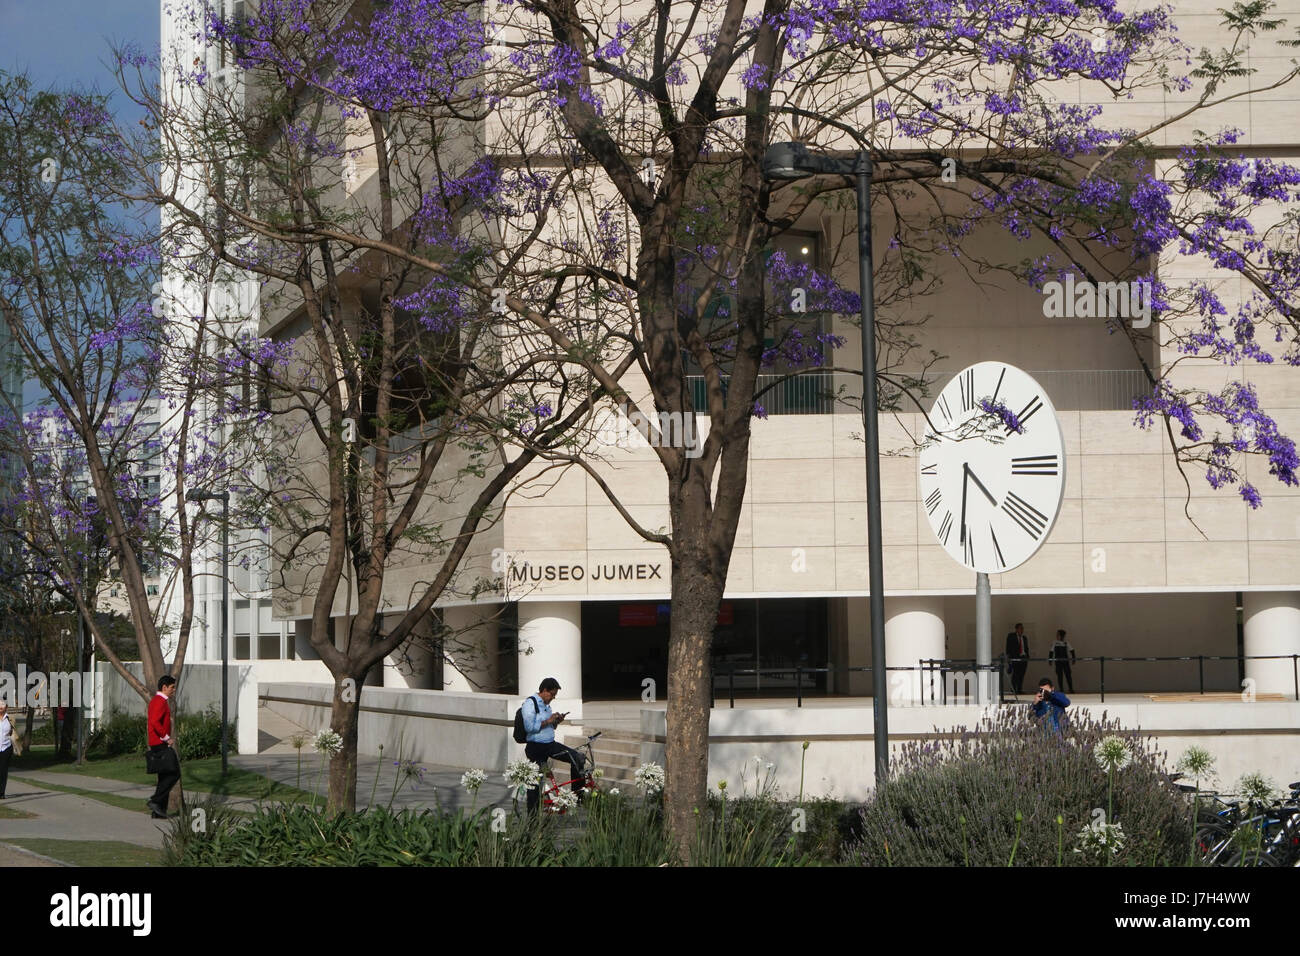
[796,667,803,707]
[729,669,735,709]
[1099,656,1106,703]
[1293,654,1298,702]
[1198,655,1205,696]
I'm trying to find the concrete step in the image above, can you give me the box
[565,728,646,787]
[597,751,638,770]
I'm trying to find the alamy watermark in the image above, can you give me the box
[0,666,103,709]
[593,403,703,458]
[1042,275,1152,329]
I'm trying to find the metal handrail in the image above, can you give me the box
[712,653,1300,708]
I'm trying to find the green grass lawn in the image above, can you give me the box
[14,747,314,804]
[5,838,160,867]
[0,804,37,819]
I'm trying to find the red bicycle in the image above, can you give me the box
[540,732,602,814]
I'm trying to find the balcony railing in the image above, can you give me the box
[685,368,1152,415]
[687,372,835,415]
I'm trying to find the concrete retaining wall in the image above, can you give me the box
[260,682,517,770]
[638,701,1300,801]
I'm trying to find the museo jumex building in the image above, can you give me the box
[166,0,1300,740]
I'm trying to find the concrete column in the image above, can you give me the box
[1244,591,1300,698]
[441,602,500,693]
[844,597,873,696]
[518,601,583,721]
[884,597,946,706]
[247,599,258,661]
[382,611,437,689]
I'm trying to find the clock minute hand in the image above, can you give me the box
[966,465,999,506]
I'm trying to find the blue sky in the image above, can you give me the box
[1,1,160,406]
[0,0,158,118]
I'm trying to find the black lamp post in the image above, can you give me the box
[186,488,230,776]
[762,133,888,785]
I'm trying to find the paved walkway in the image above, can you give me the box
[0,776,173,849]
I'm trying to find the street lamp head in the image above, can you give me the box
[762,141,862,181]
[762,141,816,180]
[186,488,229,502]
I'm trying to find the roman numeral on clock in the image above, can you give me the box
[1001,491,1047,539]
[963,528,974,566]
[1007,395,1043,433]
[938,510,953,545]
[990,524,1006,568]
[960,368,975,412]
[921,463,938,476]
[1012,454,1059,476]
[937,395,952,423]
[924,488,942,514]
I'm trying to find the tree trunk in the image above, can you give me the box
[663,484,726,863]
[327,682,362,813]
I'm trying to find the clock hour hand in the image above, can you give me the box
[960,464,969,543]
[965,464,999,506]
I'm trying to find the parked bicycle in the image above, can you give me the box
[1188,780,1300,866]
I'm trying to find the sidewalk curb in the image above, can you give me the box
[0,840,73,867]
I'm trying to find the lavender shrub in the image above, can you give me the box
[849,707,1190,867]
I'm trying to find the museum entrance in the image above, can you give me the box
[581,597,831,700]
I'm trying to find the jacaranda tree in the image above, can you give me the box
[0,71,238,705]
[127,0,1300,857]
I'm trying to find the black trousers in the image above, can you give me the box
[1009,659,1028,695]
[0,746,10,797]
[149,744,180,808]
[1054,661,1075,693]
[524,741,585,814]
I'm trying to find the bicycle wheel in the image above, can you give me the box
[541,777,583,814]
[1195,823,1234,864]
[1222,847,1282,867]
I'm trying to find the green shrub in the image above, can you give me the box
[161,789,851,867]
[87,706,235,761]
[30,721,57,745]
[87,712,147,757]
[566,791,674,866]
[847,707,1191,866]
[176,706,235,761]
[163,803,561,867]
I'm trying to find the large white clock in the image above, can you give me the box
[918,362,1065,573]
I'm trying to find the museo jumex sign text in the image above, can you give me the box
[508,561,664,583]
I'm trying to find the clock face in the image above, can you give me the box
[918,362,1065,574]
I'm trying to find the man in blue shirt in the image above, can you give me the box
[522,677,587,814]
[1032,677,1070,735]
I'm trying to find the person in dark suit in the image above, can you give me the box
[1005,623,1029,695]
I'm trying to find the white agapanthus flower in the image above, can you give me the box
[313,728,343,756]
[1074,820,1126,857]
[610,788,620,796]
[504,759,543,795]
[1175,745,1217,785]
[1237,771,1277,807]
[461,768,488,793]
[634,762,666,795]
[591,768,604,779]
[1094,735,1132,772]
[549,788,579,812]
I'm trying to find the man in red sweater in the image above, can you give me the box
[147,675,179,818]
